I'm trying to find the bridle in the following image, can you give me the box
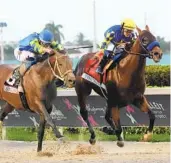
[124,32,160,59]
[47,55,72,81]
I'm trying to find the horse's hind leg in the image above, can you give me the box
[133,95,155,141]
[75,80,96,145]
[0,102,14,122]
[0,102,14,138]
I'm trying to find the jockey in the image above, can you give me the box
[13,29,64,92]
[96,18,136,74]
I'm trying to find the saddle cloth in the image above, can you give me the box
[81,51,108,91]
[4,67,20,94]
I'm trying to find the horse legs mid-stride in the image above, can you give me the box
[0,51,76,152]
[74,25,163,147]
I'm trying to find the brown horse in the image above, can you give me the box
[0,51,75,152]
[74,25,163,147]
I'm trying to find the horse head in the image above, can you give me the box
[48,51,76,88]
[136,25,163,63]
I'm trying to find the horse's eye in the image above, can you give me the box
[142,37,149,46]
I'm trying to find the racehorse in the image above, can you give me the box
[0,51,75,152]
[74,25,163,147]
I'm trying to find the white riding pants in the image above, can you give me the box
[14,48,35,62]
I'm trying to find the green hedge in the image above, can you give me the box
[64,127,170,135]
[145,65,170,86]
[4,127,170,142]
[123,126,170,135]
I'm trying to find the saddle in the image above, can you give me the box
[4,67,21,88]
[81,50,124,91]
[4,66,32,111]
[3,54,51,111]
[81,51,110,91]
[4,54,49,92]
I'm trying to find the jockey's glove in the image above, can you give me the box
[43,48,55,54]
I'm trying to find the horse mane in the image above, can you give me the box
[36,52,59,63]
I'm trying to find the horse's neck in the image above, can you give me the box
[124,40,146,74]
[107,40,146,87]
[33,59,54,83]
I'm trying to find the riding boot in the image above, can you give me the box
[18,58,36,93]
[18,63,28,93]
[18,63,30,110]
[96,55,108,74]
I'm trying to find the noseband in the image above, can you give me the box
[48,55,72,81]
[124,32,160,59]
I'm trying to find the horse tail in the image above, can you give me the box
[73,58,80,76]
[74,52,96,76]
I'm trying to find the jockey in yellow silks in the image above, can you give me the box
[96,18,136,74]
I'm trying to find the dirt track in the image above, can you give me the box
[0,140,170,163]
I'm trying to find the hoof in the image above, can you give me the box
[143,132,153,141]
[89,138,96,145]
[117,141,124,147]
[58,136,67,144]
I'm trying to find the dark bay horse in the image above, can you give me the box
[0,51,75,152]
[74,25,163,147]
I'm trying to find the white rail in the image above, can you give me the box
[57,88,170,96]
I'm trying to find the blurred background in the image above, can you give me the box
[0,0,170,69]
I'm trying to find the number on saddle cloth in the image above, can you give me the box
[4,57,37,87]
[4,67,20,87]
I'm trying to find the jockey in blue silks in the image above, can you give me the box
[12,29,64,92]
[96,18,136,74]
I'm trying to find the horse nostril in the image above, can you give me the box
[68,79,75,85]
[68,79,72,83]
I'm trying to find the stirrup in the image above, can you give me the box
[96,67,103,74]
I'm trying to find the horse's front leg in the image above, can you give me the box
[75,80,95,145]
[37,114,46,152]
[78,95,96,145]
[133,95,155,141]
[111,106,124,147]
[105,107,116,134]
[36,101,63,140]
[37,104,53,152]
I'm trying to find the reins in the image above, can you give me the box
[47,54,72,81]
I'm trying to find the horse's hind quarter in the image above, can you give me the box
[0,64,18,98]
[1,64,18,82]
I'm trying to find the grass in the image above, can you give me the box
[4,127,170,142]
[6,127,37,141]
